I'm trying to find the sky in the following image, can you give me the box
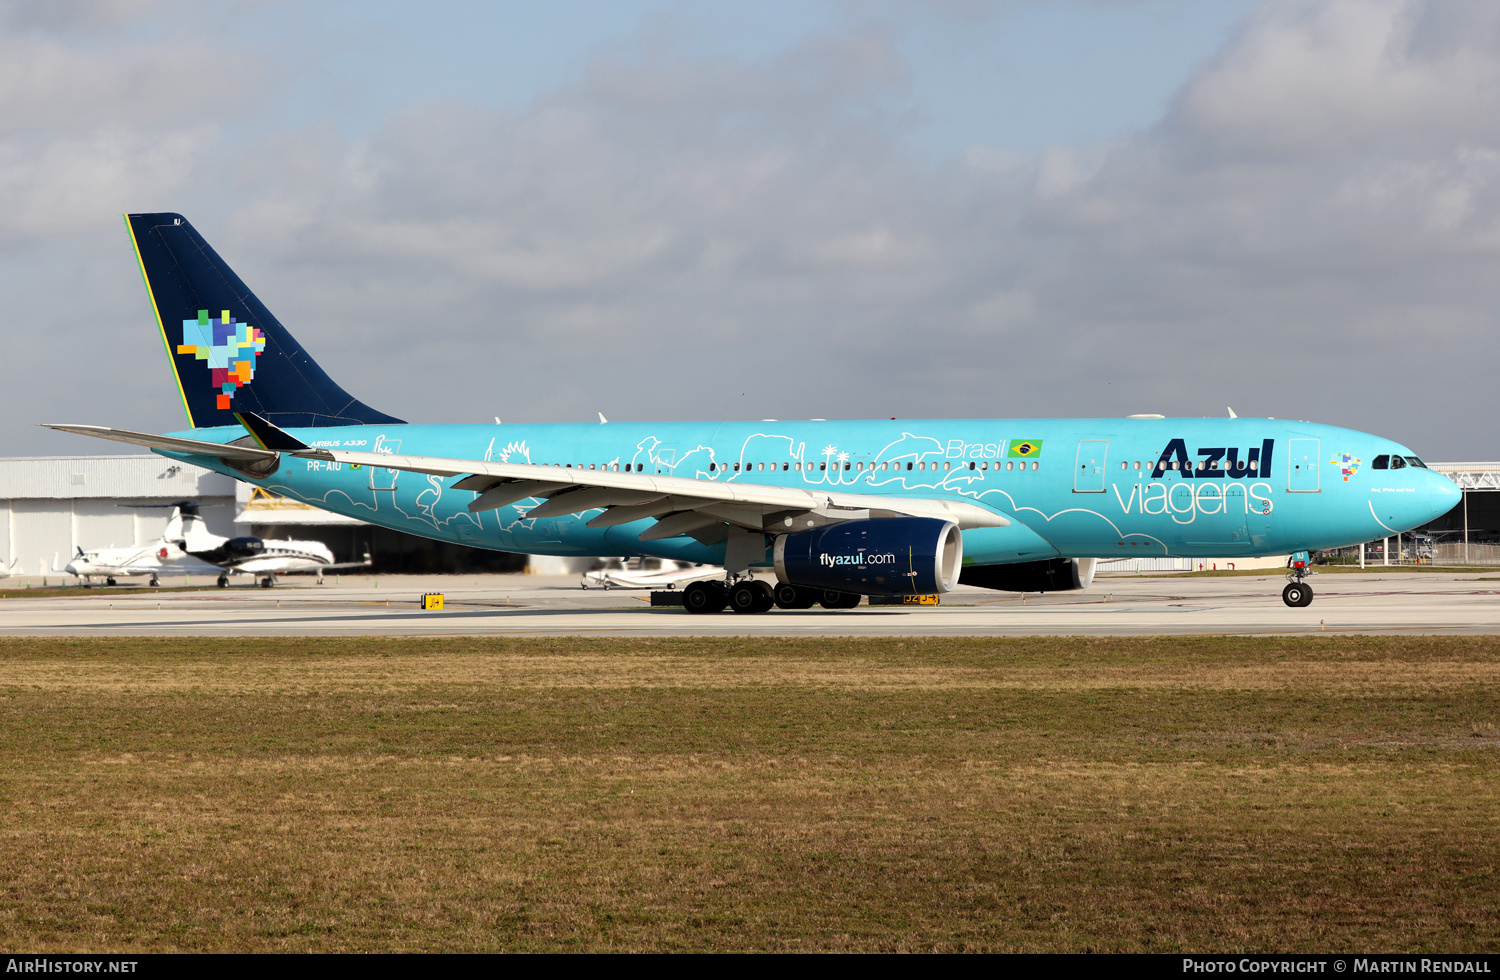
[3,0,1497,460]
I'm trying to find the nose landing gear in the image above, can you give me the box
[1282,581,1312,607]
[1282,550,1314,607]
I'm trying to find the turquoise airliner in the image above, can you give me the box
[48,213,1459,612]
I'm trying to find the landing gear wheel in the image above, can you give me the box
[216,575,228,589]
[683,580,727,614]
[148,576,159,588]
[1282,582,1313,607]
[729,581,775,614]
[260,576,275,589]
[105,577,117,587]
[819,590,862,609]
[773,583,818,609]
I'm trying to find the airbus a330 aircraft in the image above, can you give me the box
[45,213,1460,612]
[58,501,369,588]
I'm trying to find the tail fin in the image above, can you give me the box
[124,212,403,429]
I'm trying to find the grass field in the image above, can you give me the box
[0,635,1496,952]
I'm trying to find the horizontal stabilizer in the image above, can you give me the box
[41,424,277,461]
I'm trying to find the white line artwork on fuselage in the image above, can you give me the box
[265,424,1299,558]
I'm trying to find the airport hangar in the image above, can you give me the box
[2,454,1498,581]
[0,455,527,581]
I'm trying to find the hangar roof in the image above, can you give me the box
[1428,464,1500,492]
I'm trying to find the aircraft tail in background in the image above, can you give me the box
[124,212,404,430]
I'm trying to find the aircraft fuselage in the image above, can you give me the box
[169,416,1459,568]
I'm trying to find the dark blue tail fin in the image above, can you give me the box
[125,212,403,429]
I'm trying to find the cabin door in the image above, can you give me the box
[1288,439,1320,493]
[1074,440,1108,493]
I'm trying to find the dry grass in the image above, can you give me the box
[0,635,1496,952]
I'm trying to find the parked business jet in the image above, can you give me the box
[58,542,219,588]
[581,558,723,591]
[44,213,1460,612]
[58,501,369,587]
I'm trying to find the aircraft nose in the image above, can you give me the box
[1427,471,1462,521]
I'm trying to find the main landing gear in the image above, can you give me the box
[727,580,775,614]
[681,579,863,615]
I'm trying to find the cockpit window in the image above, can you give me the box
[1389,455,1406,469]
[1404,456,1426,469]
[1372,455,1389,469]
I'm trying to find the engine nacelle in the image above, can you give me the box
[225,536,265,557]
[189,536,267,566]
[959,557,1097,593]
[774,517,963,595]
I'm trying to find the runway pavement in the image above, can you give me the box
[2,570,1499,636]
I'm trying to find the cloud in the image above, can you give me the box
[0,37,263,138]
[0,0,172,35]
[1172,0,1500,157]
[5,0,1500,463]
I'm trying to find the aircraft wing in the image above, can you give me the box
[295,446,1008,538]
[316,556,374,571]
[43,417,1009,541]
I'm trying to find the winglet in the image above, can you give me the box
[234,411,311,452]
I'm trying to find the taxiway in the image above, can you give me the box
[2,571,1498,636]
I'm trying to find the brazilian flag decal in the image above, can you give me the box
[1008,439,1043,458]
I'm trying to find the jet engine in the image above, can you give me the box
[773,517,962,596]
[959,557,1097,593]
[187,536,265,566]
[224,536,265,556]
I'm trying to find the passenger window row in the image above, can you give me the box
[550,463,644,471]
[1113,459,1260,472]
[966,461,1040,471]
[700,460,1032,473]
[539,458,1062,475]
